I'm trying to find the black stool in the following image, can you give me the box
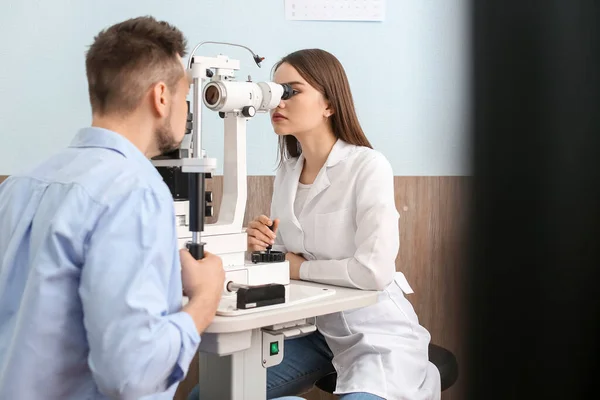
[314,343,458,394]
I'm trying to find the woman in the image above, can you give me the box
[247,49,441,400]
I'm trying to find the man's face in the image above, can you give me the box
[155,60,191,155]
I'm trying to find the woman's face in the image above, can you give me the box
[270,62,332,137]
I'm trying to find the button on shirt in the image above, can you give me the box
[0,127,200,400]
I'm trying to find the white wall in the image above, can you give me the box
[0,0,470,176]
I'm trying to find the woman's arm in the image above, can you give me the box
[299,152,400,290]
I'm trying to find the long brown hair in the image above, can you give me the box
[272,49,372,165]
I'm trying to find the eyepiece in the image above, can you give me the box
[281,83,294,100]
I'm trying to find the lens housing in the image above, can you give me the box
[202,81,288,113]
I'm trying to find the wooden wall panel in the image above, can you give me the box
[394,177,468,400]
[204,176,275,227]
[175,176,469,400]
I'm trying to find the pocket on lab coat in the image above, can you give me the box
[314,208,352,227]
[341,294,416,338]
[310,208,354,258]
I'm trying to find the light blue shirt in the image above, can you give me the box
[0,127,200,400]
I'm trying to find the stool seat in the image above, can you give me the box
[428,343,459,391]
[314,343,458,394]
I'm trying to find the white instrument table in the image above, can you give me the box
[197,280,378,399]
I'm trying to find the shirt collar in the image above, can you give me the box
[291,138,356,171]
[69,127,160,177]
[324,138,355,167]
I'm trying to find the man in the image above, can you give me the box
[0,16,225,399]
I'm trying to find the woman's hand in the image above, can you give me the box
[286,252,307,280]
[247,215,279,251]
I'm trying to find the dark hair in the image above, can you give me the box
[272,49,372,164]
[85,16,187,116]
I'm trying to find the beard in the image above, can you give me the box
[155,115,182,156]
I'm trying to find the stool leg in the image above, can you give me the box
[318,391,337,400]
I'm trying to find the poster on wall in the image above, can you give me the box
[284,0,386,22]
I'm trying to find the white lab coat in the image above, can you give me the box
[270,139,441,400]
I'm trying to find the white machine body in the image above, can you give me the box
[176,52,290,301]
[204,80,286,113]
[174,199,290,299]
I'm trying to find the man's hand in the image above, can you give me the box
[286,252,307,280]
[180,250,225,334]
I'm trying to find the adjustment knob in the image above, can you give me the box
[242,106,256,118]
[251,250,285,264]
[205,205,214,217]
[205,191,213,203]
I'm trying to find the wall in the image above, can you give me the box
[0,0,470,176]
[1,0,470,398]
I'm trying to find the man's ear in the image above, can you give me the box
[151,82,169,118]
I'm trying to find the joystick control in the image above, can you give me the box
[251,222,285,263]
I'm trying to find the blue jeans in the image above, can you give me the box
[187,331,383,400]
[186,385,302,400]
[268,331,384,399]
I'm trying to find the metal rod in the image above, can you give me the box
[187,41,263,70]
[192,77,201,159]
[226,282,249,292]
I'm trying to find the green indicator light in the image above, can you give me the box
[270,341,279,356]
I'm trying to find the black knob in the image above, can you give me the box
[219,112,226,119]
[242,106,256,117]
[205,205,213,217]
[251,223,284,263]
[205,191,213,203]
[251,251,285,264]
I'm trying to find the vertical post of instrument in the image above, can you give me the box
[186,74,206,259]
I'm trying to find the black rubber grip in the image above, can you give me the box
[187,242,205,260]
[188,173,205,233]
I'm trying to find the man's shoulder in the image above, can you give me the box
[22,146,171,206]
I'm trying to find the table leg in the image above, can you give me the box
[199,328,266,399]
